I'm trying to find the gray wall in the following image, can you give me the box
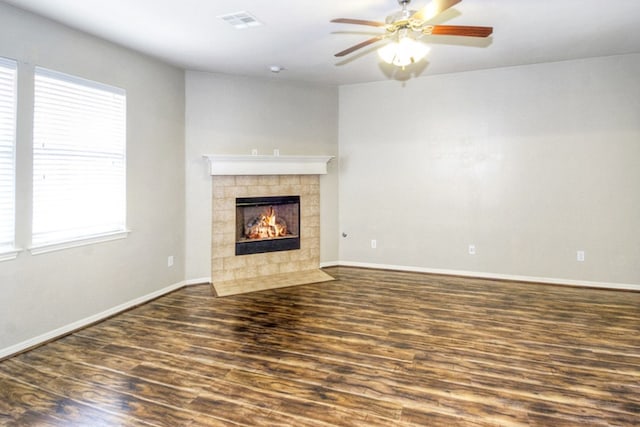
[185,71,339,282]
[0,3,186,355]
[338,54,640,288]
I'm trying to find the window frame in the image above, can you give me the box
[31,67,128,254]
[0,56,18,261]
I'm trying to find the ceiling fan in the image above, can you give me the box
[331,0,493,67]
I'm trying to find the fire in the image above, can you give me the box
[245,206,288,239]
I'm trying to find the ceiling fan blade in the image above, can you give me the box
[330,18,386,27]
[427,25,493,37]
[334,35,385,57]
[410,0,462,23]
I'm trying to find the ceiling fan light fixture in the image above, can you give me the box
[378,36,430,68]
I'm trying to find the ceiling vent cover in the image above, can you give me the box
[218,11,263,29]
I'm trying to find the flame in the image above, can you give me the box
[245,206,287,239]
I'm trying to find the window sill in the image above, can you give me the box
[30,230,130,255]
[0,248,21,262]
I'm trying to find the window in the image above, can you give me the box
[32,67,126,250]
[0,57,17,257]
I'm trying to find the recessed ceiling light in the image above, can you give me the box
[217,11,263,29]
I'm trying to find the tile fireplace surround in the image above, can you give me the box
[206,155,334,296]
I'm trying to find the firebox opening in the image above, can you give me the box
[235,195,300,256]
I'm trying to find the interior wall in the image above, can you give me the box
[338,54,640,287]
[0,4,186,354]
[185,71,339,282]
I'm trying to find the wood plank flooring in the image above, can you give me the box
[1,266,639,426]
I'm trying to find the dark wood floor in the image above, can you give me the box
[1,266,639,426]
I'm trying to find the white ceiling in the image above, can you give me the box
[3,0,640,85]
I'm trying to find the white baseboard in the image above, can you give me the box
[0,280,187,360]
[336,261,640,292]
[185,277,211,286]
[320,261,340,268]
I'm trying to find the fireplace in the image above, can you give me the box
[235,195,300,255]
[206,154,334,296]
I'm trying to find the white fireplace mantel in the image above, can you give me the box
[204,154,334,176]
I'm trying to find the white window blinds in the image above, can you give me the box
[32,67,126,247]
[0,57,17,254]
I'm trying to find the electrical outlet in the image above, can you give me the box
[371,239,377,249]
[468,244,476,255]
[167,255,174,267]
[577,250,585,262]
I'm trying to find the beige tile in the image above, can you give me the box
[300,175,316,186]
[278,262,301,274]
[299,259,320,271]
[214,176,236,187]
[304,226,320,239]
[224,186,249,198]
[236,176,259,186]
[248,186,274,197]
[279,186,298,196]
[289,248,310,262]
[258,175,280,186]
[280,176,301,186]
[247,252,269,265]
[211,221,230,234]
[306,234,321,249]
[213,199,234,211]
[212,186,226,200]
[300,205,315,216]
[212,208,234,222]
[269,251,291,263]
[224,232,236,245]
[232,268,254,280]
[213,268,236,282]
[299,185,311,196]
[216,246,236,259]
[260,263,280,277]
[287,249,300,262]
[212,233,226,248]
[305,215,320,227]
[306,194,320,208]
[211,258,224,272]
[224,256,248,270]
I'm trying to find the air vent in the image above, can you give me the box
[218,11,262,29]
